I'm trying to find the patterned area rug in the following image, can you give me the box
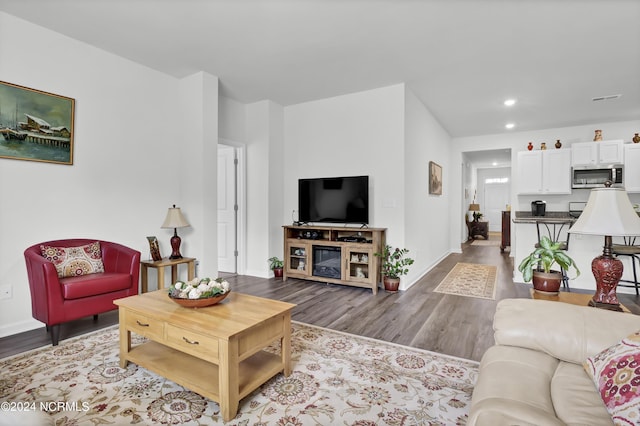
[434,262,498,300]
[0,322,478,425]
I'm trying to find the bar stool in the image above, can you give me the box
[535,221,572,291]
[612,237,640,295]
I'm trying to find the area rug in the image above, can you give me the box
[433,262,498,300]
[0,322,478,425]
[470,239,501,246]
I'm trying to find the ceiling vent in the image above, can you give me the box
[592,94,622,102]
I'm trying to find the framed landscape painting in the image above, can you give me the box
[0,81,75,165]
[429,161,442,195]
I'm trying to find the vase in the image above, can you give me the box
[383,276,400,293]
[633,133,640,144]
[555,139,562,149]
[540,142,547,150]
[527,142,533,151]
[594,129,602,141]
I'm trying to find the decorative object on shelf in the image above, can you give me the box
[356,267,365,278]
[374,245,414,293]
[161,204,190,259]
[428,161,443,195]
[518,236,580,295]
[351,254,359,262]
[540,142,547,150]
[0,81,75,165]
[361,254,368,262]
[527,142,533,151]
[146,236,162,261]
[168,277,230,308]
[594,129,603,141]
[268,256,284,278]
[297,260,305,271]
[568,182,640,311]
[555,139,562,149]
[633,133,640,144]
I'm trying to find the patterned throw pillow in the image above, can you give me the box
[583,330,640,425]
[40,241,105,278]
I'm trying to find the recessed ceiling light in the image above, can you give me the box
[504,99,516,106]
[505,123,515,129]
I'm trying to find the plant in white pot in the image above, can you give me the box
[518,236,580,294]
[374,245,414,292]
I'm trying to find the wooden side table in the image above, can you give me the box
[467,220,489,240]
[140,257,196,293]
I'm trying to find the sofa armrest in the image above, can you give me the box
[493,298,640,364]
[101,242,141,292]
[24,248,65,322]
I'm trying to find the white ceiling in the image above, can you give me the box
[1,0,638,138]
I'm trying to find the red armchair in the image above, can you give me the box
[24,239,140,345]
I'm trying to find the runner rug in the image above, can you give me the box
[0,322,478,425]
[434,262,498,300]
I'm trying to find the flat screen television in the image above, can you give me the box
[298,175,369,224]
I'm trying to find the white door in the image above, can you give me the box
[217,145,237,273]
[484,183,509,233]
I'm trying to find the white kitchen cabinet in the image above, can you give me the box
[624,143,640,193]
[517,149,571,194]
[571,140,624,167]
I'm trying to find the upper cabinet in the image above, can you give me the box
[571,140,624,167]
[624,144,640,193]
[517,149,571,195]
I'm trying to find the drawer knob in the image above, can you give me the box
[136,320,150,327]
[183,337,199,345]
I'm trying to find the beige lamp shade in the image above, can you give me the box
[569,187,640,236]
[161,205,190,229]
[468,203,480,212]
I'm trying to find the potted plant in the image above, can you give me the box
[374,245,414,292]
[518,236,580,294]
[268,256,284,278]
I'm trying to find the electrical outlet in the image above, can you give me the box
[0,285,12,300]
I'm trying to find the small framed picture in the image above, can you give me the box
[429,161,442,195]
[147,236,162,261]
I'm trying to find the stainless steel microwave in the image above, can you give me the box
[572,166,623,189]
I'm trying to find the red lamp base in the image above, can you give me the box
[169,231,183,259]
[589,252,623,311]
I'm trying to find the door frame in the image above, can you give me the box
[219,138,246,275]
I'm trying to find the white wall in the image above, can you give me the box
[0,12,213,336]
[404,88,453,288]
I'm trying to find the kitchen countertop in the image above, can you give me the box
[512,211,577,224]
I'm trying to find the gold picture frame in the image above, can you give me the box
[429,161,442,195]
[147,236,162,261]
[0,81,75,165]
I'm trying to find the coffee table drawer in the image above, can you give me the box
[165,324,219,363]
[125,311,164,340]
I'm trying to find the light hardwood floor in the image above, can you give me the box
[3,236,639,361]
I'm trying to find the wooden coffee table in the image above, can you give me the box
[529,289,630,313]
[114,290,296,421]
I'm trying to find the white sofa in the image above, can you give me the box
[468,298,640,426]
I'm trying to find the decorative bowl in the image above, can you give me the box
[169,291,230,308]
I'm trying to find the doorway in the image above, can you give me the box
[217,142,246,274]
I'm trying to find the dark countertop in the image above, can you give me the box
[512,211,576,224]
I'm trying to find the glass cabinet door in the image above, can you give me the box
[286,243,309,275]
[345,247,373,284]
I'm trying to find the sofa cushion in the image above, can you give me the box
[552,361,613,426]
[583,330,640,425]
[41,241,105,278]
[60,272,132,300]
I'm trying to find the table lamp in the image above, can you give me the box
[569,183,640,311]
[469,203,481,222]
[161,204,190,259]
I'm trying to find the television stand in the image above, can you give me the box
[282,225,386,294]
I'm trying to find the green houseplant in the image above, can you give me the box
[268,256,284,278]
[374,245,414,292]
[518,236,580,294]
